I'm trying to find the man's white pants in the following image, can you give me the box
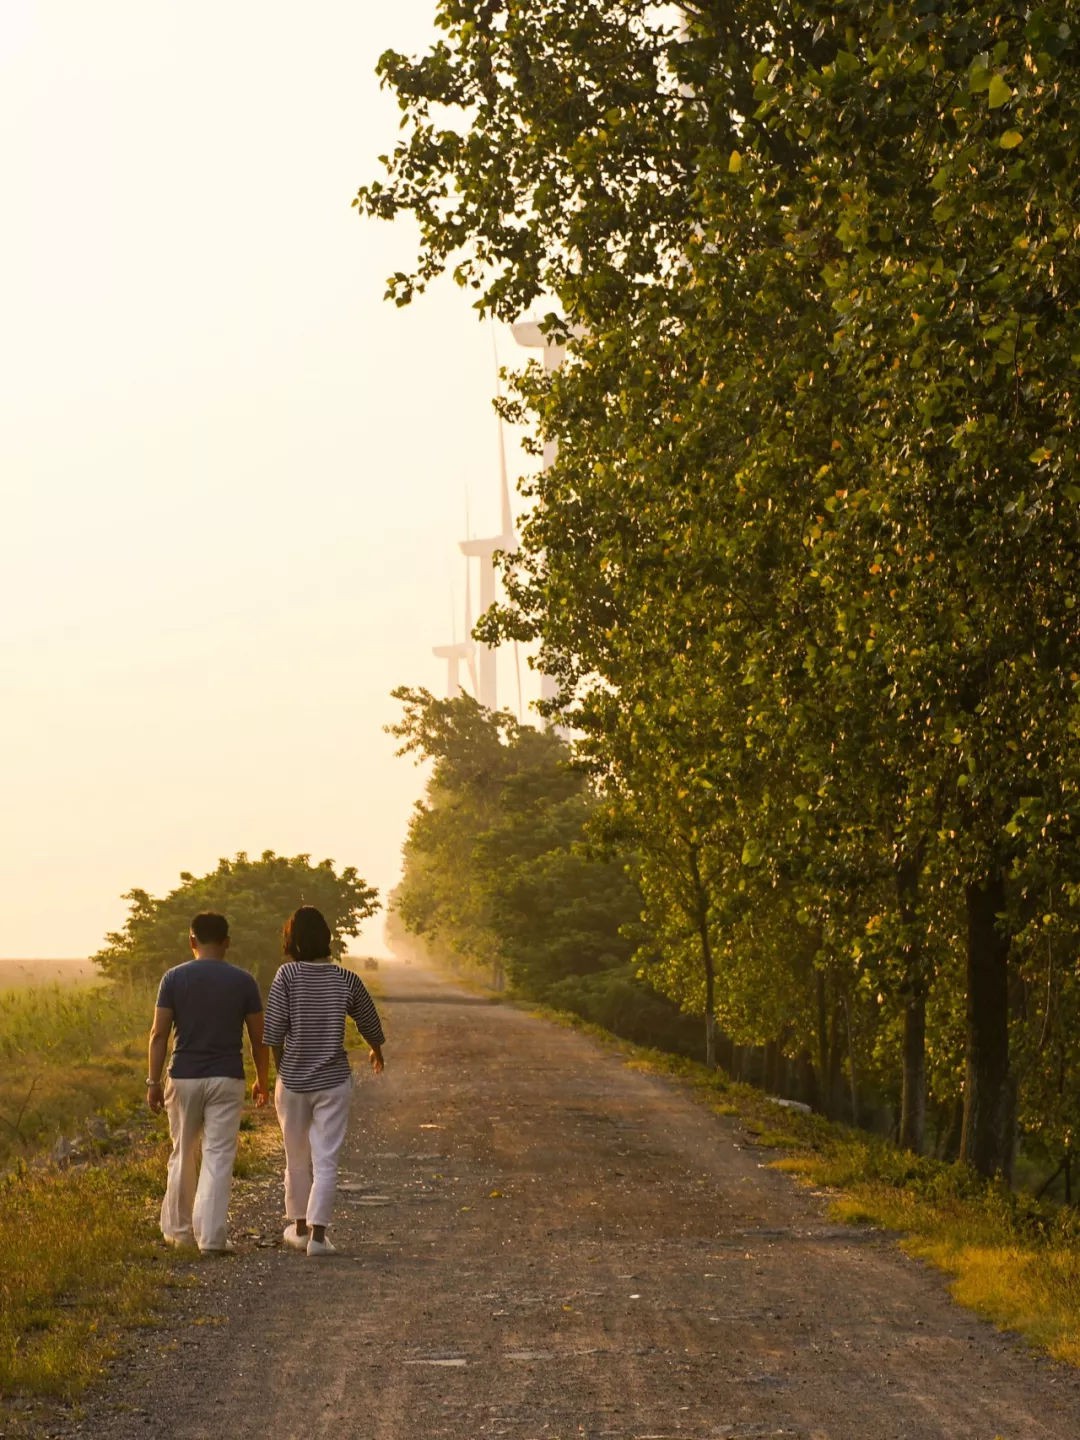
[160,1076,246,1251]
[275,1077,352,1228]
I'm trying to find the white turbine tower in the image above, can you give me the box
[432,551,478,699]
[459,417,517,712]
[511,316,566,712]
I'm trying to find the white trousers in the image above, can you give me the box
[160,1076,246,1251]
[275,1076,352,1228]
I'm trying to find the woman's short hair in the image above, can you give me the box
[283,905,333,963]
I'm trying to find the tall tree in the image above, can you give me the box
[360,1,1080,1179]
[389,688,640,995]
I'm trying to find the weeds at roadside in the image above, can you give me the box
[0,1144,173,1399]
[0,982,153,1168]
[0,1104,279,1432]
[0,974,281,1430]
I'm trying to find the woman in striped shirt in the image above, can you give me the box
[263,905,385,1256]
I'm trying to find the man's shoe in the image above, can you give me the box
[199,1241,236,1255]
[307,1236,337,1257]
[163,1233,196,1250]
[283,1224,309,1251]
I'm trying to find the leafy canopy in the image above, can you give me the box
[94,851,379,993]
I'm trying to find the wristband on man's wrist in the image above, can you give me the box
[145,1078,162,1088]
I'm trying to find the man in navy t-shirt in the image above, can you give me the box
[147,912,269,1253]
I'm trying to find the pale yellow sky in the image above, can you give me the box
[1,2,535,956]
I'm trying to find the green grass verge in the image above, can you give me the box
[0,981,152,1169]
[0,975,282,1421]
[0,1111,278,1419]
[531,1002,1080,1368]
[0,1142,174,1400]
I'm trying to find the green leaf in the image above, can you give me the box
[987,74,1013,108]
[999,130,1024,149]
[728,150,743,174]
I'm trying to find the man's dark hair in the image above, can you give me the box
[283,906,333,963]
[190,912,229,945]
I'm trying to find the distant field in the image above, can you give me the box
[0,959,98,992]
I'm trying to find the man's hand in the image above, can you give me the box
[369,1046,385,1076]
[147,1081,165,1114]
[252,1080,269,1107]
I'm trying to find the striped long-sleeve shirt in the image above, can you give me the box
[263,961,385,1093]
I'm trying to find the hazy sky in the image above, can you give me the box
[1,1,537,957]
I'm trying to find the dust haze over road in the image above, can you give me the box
[64,962,1080,1440]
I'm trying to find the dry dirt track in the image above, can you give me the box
[61,962,1080,1440]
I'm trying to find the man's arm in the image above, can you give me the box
[245,1010,270,1106]
[147,1006,173,1113]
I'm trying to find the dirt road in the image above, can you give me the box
[61,962,1080,1439]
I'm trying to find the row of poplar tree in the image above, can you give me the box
[364,2,1080,1189]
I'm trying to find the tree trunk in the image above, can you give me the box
[938,1096,965,1162]
[705,1010,717,1070]
[960,874,1015,1181]
[764,1039,782,1095]
[827,998,845,1120]
[899,986,927,1153]
[842,993,860,1128]
[896,856,928,1154]
[815,970,830,1108]
[717,1032,734,1074]
[796,1049,819,1110]
[688,846,718,1069]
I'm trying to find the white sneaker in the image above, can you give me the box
[307,1236,337,1257]
[199,1240,236,1255]
[283,1224,309,1251]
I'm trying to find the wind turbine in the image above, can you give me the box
[459,505,513,712]
[432,537,478,699]
[511,315,566,713]
[457,362,519,713]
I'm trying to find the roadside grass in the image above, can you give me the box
[0,980,151,1168]
[0,1108,279,1415]
[531,1002,1080,1367]
[0,971,281,1418]
[0,1143,173,1398]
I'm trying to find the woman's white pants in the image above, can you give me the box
[274,1076,352,1228]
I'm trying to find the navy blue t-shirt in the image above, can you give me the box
[156,959,262,1080]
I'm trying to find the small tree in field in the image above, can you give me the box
[94,851,379,992]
